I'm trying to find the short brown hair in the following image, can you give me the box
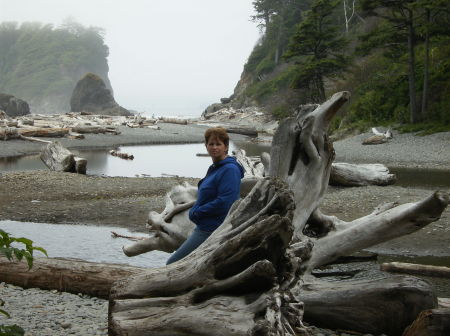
[204,127,229,147]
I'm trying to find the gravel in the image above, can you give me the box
[333,130,450,170]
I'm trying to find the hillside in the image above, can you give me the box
[0,20,111,114]
[225,0,450,133]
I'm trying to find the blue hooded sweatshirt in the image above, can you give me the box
[189,156,244,232]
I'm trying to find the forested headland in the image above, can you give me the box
[231,0,450,134]
[0,20,110,114]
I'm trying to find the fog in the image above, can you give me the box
[0,0,260,116]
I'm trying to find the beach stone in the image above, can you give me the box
[0,93,30,117]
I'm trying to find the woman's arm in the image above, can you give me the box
[189,167,241,221]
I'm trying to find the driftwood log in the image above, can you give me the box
[0,256,143,299]
[110,92,449,335]
[381,262,450,278]
[330,162,396,186]
[0,127,69,140]
[40,141,87,174]
[159,117,188,125]
[226,126,258,137]
[300,276,437,335]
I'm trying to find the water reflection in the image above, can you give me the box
[389,167,450,189]
[0,141,272,178]
[1,142,448,188]
[0,220,167,268]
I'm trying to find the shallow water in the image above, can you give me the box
[0,220,168,268]
[0,141,272,178]
[2,220,449,296]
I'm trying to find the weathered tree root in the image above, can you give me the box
[110,178,307,336]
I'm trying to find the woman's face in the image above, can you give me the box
[206,136,228,163]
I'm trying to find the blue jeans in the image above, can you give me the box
[166,227,212,265]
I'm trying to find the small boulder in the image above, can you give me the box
[70,73,132,116]
[0,93,30,117]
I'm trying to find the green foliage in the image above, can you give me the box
[0,324,24,336]
[0,229,47,269]
[0,20,109,113]
[395,122,450,135]
[246,65,300,102]
[0,230,46,336]
[241,0,450,133]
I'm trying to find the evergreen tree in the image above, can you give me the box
[284,0,349,102]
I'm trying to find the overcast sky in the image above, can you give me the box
[0,0,261,116]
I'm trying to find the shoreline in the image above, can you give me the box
[1,122,448,171]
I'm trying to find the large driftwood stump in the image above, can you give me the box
[111,92,449,335]
[110,178,308,335]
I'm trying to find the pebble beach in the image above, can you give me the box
[1,123,449,335]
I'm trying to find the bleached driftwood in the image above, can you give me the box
[122,182,197,256]
[381,262,450,278]
[234,149,265,178]
[329,162,396,186]
[372,127,393,139]
[0,127,69,140]
[111,92,448,335]
[111,178,306,335]
[71,125,119,134]
[159,117,188,125]
[40,141,87,174]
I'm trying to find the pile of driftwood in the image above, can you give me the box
[0,111,193,142]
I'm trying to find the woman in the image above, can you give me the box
[166,127,244,265]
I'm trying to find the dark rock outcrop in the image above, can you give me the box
[0,93,30,117]
[70,73,131,116]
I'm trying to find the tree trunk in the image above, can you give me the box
[0,256,144,299]
[407,10,419,123]
[421,9,431,117]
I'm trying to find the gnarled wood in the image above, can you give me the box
[110,178,307,336]
[305,191,449,271]
[112,92,449,335]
